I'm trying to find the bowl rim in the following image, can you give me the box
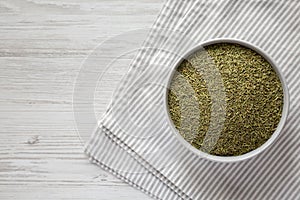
[163,38,290,163]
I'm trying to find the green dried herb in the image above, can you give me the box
[167,43,284,156]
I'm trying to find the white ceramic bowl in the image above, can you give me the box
[164,38,289,163]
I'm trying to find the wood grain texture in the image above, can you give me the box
[0,0,163,199]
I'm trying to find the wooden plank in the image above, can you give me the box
[0,0,163,199]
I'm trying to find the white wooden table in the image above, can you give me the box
[0,0,162,199]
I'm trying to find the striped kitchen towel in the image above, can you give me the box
[86,0,300,199]
[87,0,196,199]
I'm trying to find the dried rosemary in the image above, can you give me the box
[167,43,284,156]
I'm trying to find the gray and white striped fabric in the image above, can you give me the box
[86,0,300,199]
[87,0,196,199]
